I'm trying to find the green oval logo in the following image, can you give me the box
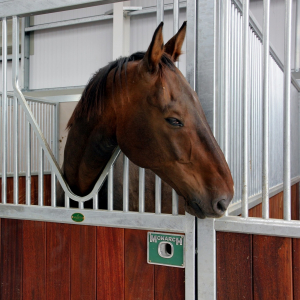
[71,213,85,223]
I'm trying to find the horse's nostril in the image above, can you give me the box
[217,200,227,212]
[213,198,229,215]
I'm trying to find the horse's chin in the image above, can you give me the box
[184,198,227,219]
[184,200,206,219]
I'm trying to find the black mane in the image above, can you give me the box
[67,51,175,129]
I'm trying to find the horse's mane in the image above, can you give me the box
[67,51,175,129]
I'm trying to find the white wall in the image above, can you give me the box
[250,0,298,69]
[28,1,186,89]
[1,1,298,91]
[30,4,113,89]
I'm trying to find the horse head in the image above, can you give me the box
[115,22,234,218]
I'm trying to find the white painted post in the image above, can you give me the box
[113,1,130,60]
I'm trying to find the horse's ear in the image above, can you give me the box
[164,21,186,62]
[143,22,164,72]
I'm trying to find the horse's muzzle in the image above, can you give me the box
[184,194,232,219]
[212,196,231,217]
[184,200,206,219]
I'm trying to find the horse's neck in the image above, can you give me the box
[64,118,117,196]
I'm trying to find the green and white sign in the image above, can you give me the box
[147,232,185,268]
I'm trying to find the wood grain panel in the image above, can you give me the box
[46,222,71,300]
[216,232,252,300]
[293,238,300,300]
[97,227,124,300]
[154,266,185,300]
[1,219,23,300]
[253,235,293,300]
[248,183,298,219]
[43,175,52,206]
[71,225,96,300]
[18,176,26,204]
[23,220,46,300]
[125,229,154,300]
[269,192,284,219]
[249,203,262,218]
[0,175,51,205]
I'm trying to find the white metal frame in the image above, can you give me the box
[1,0,300,299]
[0,1,197,299]
[195,0,300,299]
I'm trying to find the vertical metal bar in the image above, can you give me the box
[54,104,59,160]
[239,12,243,203]
[139,167,145,213]
[262,0,270,219]
[283,0,292,221]
[172,190,179,215]
[242,0,249,218]
[173,0,179,32]
[173,0,179,69]
[32,103,35,172]
[186,0,197,90]
[93,194,98,210]
[249,32,253,196]
[171,0,180,214]
[51,171,56,207]
[79,201,84,209]
[22,104,26,172]
[46,104,49,170]
[223,0,230,216]
[12,16,19,204]
[184,214,195,300]
[49,105,52,170]
[295,0,300,72]
[223,0,230,161]
[155,0,164,215]
[108,167,114,211]
[123,155,129,212]
[35,103,38,171]
[197,218,216,299]
[13,97,19,204]
[233,7,238,203]
[157,0,164,24]
[26,121,31,205]
[65,194,70,208]
[21,18,25,89]
[230,3,235,188]
[38,147,44,206]
[2,17,7,204]
[9,98,12,173]
[186,1,197,299]
[21,17,30,90]
[155,176,161,214]
[255,32,258,195]
[219,0,225,148]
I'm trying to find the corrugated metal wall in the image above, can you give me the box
[249,0,298,69]
[223,2,300,204]
[30,4,113,89]
[0,0,299,208]
[28,0,186,90]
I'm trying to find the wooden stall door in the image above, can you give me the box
[0,220,185,300]
[217,183,299,300]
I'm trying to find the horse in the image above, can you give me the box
[57,22,234,219]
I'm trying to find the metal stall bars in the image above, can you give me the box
[0,1,197,299]
[283,0,293,221]
[2,17,8,204]
[195,0,300,298]
[262,0,270,219]
[0,94,57,177]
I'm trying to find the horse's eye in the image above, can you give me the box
[165,117,184,127]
